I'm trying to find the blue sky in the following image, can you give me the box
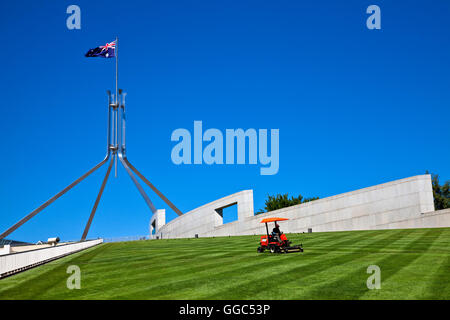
[0,0,449,242]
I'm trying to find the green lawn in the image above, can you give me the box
[0,228,449,299]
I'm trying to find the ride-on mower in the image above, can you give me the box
[257,217,303,253]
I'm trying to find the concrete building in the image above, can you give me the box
[150,174,450,239]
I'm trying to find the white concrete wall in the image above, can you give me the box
[0,239,103,278]
[155,175,449,239]
[377,208,450,229]
[154,190,253,239]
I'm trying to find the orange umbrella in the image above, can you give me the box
[260,217,289,223]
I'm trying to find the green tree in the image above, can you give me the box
[255,193,319,215]
[426,171,450,210]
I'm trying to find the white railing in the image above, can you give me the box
[0,239,103,278]
[103,235,149,243]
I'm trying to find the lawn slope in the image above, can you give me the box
[0,228,448,299]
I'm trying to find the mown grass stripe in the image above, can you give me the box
[304,229,443,299]
[0,228,448,299]
[204,229,414,299]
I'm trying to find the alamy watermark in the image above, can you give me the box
[366,265,381,289]
[171,121,279,175]
[66,5,81,30]
[66,265,81,289]
[366,5,381,30]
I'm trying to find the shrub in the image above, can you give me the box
[255,193,319,215]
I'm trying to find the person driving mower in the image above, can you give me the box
[272,223,282,242]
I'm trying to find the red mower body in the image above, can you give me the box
[257,218,303,254]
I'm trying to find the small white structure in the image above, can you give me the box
[0,245,11,256]
[150,209,166,239]
[47,237,60,246]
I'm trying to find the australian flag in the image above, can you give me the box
[85,40,116,58]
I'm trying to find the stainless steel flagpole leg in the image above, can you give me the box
[0,156,110,240]
[119,152,157,214]
[114,102,118,177]
[0,91,115,240]
[117,89,184,217]
[124,158,183,216]
[81,157,114,241]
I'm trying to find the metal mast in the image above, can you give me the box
[0,89,183,241]
[0,38,184,241]
[114,36,118,178]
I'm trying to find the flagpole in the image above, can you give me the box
[115,36,118,178]
[115,36,118,103]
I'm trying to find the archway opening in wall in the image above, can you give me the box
[216,202,238,224]
[151,220,156,235]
